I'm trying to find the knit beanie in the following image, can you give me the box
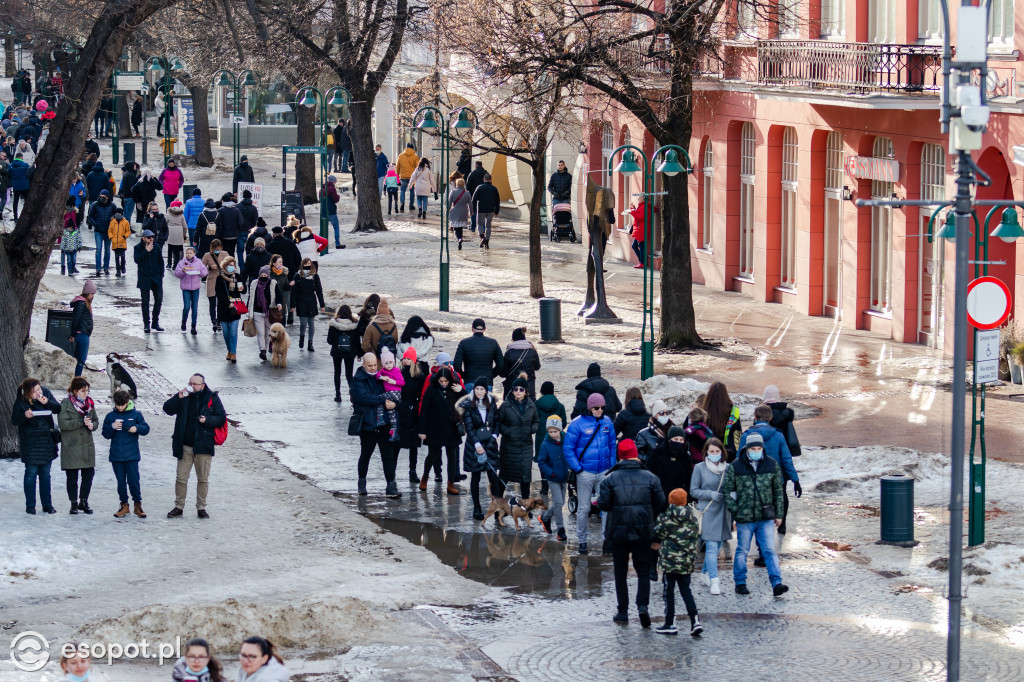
[668,488,688,506]
[586,393,605,409]
[546,415,562,430]
[402,347,417,363]
[512,327,525,341]
[540,381,554,396]
[763,385,782,403]
[380,347,395,364]
[512,376,528,391]
[617,439,638,460]
[82,280,97,295]
[651,399,669,415]
[587,362,601,378]
[474,376,490,389]
[667,425,686,440]
[435,352,452,365]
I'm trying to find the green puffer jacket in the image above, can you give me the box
[722,445,785,525]
[653,504,700,574]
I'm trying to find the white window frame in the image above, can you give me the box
[989,0,1014,47]
[780,127,798,289]
[601,122,613,181]
[869,0,896,44]
[918,0,943,41]
[736,0,757,38]
[870,137,895,314]
[779,0,800,38]
[739,123,756,279]
[702,141,714,250]
[823,131,844,313]
[820,0,845,38]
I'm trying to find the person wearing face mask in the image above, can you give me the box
[417,366,464,495]
[214,255,245,362]
[166,199,188,268]
[722,432,788,597]
[690,437,732,595]
[646,424,694,581]
[143,201,169,250]
[635,398,672,464]
[289,258,325,351]
[12,378,62,514]
[202,239,224,333]
[58,644,92,681]
[134,229,165,333]
[250,265,282,362]
[174,246,209,335]
[457,379,500,519]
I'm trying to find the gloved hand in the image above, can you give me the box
[793,481,802,498]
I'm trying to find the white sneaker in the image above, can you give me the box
[701,572,711,587]
[710,577,721,595]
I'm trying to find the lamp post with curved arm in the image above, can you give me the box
[297,85,351,254]
[414,105,478,312]
[213,68,261,168]
[608,144,691,379]
[145,56,185,166]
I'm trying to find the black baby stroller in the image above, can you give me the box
[549,202,577,243]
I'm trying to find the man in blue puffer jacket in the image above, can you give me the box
[183,188,206,246]
[564,393,617,555]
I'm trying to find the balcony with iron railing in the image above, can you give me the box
[611,35,725,80]
[757,40,947,95]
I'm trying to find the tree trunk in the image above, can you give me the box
[293,103,318,204]
[658,109,702,349]
[350,99,385,232]
[528,158,545,298]
[4,37,15,78]
[189,84,214,167]
[0,0,177,457]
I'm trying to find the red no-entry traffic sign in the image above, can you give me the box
[966,276,1012,330]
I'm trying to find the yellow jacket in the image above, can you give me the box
[396,148,420,179]
[108,218,132,250]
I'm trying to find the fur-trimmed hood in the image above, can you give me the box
[330,317,358,332]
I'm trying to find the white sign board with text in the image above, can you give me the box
[237,182,262,212]
[974,329,1000,384]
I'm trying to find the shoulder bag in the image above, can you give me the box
[241,289,257,337]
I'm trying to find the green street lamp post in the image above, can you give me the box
[145,56,184,166]
[608,144,691,380]
[297,85,352,255]
[214,69,261,167]
[414,105,477,312]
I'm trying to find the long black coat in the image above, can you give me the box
[398,363,429,449]
[162,387,227,459]
[597,459,667,544]
[289,274,325,317]
[417,376,462,447]
[458,395,499,473]
[496,397,538,484]
[11,387,61,465]
[134,241,165,288]
[648,441,694,499]
[768,402,801,456]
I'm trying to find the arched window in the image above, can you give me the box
[780,127,798,288]
[739,123,756,278]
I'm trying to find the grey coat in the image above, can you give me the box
[690,461,732,543]
[448,186,472,225]
[57,399,98,470]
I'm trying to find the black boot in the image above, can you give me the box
[78,499,93,514]
[299,335,305,349]
[307,339,314,352]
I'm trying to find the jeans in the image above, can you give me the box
[73,333,90,376]
[612,541,652,611]
[122,198,135,224]
[416,195,428,213]
[326,149,335,171]
[188,228,196,247]
[333,353,355,394]
[575,470,607,545]
[542,481,567,531]
[399,178,410,207]
[631,238,645,265]
[735,520,781,587]
[163,193,176,209]
[61,250,77,273]
[387,188,398,212]
[113,248,126,275]
[298,315,315,341]
[702,540,723,579]
[378,177,386,196]
[478,212,494,240]
[220,319,238,353]
[94,232,111,271]
[139,280,163,327]
[235,237,246,269]
[424,442,460,482]
[663,573,698,627]
[341,149,351,172]
[328,214,340,245]
[358,427,397,482]
[24,462,53,510]
[181,288,200,326]
[65,467,95,502]
[111,460,141,504]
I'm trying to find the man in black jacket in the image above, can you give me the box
[162,374,227,519]
[548,160,572,202]
[465,161,487,234]
[215,192,244,258]
[232,155,255,194]
[334,120,352,172]
[572,362,623,420]
[267,225,302,274]
[471,173,501,249]
[134,229,165,332]
[453,318,504,392]
[598,438,667,627]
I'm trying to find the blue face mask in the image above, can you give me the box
[748,449,763,462]
[706,452,722,463]
[186,665,209,675]
[225,266,235,273]
[65,673,91,682]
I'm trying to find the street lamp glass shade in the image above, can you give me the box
[147,62,163,73]
[170,58,185,71]
[657,149,686,176]
[417,110,439,129]
[299,90,318,108]
[991,207,1024,243]
[327,91,348,107]
[615,150,642,177]
[216,72,232,87]
[241,72,259,87]
[936,213,957,241]
[453,109,474,129]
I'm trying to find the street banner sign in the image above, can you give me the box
[238,182,262,211]
[966,276,1012,329]
[284,146,327,154]
[974,329,1000,384]
[115,71,145,91]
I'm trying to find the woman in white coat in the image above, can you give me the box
[409,157,437,220]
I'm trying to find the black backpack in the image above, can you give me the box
[373,322,397,357]
[331,329,354,358]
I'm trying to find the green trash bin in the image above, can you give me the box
[879,474,918,547]
[539,298,562,343]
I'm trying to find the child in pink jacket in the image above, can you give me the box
[376,348,405,441]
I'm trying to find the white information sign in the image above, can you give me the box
[974,329,1000,384]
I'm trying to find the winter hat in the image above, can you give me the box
[204,198,215,208]
[762,385,782,403]
[474,376,491,389]
[82,280,97,295]
[668,488,688,506]
[512,327,525,341]
[435,352,453,365]
[327,174,337,183]
[402,347,418,363]
[380,347,395,364]
[472,318,486,331]
[406,142,415,149]
[192,188,202,197]
[170,199,182,207]
[745,433,765,449]
[546,415,562,430]
[100,189,110,197]
[258,265,271,277]
[256,217,267,228]
[272,226,283,234]
[540,381,554,396]
[667,425,685,440]
[586,393,606,410]
[512,376,528,391]
[221,192,234,202]
[651,399,669,415]
[587,362,601,378]
[240,155,248,162]
[376,299,391,317]
[617,439,638,460]
[254,237,265,247]
[242,190,252,199]
[65,196,77,208]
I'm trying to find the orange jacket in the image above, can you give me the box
[108,218,132,249]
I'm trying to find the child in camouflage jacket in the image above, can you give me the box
[652,488,703,636]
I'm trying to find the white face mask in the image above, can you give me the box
[656,415,670,425]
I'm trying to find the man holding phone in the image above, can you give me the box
[162,374,227,519]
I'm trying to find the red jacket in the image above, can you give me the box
[630,202,658,242]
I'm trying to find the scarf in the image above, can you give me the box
[706,459,728,474]
[68,393,94,416]
[272,264,283,275]
[255,280,269,312]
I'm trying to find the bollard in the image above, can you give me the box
[877,474,919,547]
[539,298,563,343]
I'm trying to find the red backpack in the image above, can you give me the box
[208,398,228,445]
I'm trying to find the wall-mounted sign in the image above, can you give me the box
[844,156,899,182]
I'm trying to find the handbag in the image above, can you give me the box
[347,412,363,436]
[231,298,248,316]
[269,306,284,325]
[242,317,257,337]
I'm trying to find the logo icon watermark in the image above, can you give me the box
[10,631,50,672]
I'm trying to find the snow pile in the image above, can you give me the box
[639,374,820,424]
[0,543,85,583]
[798,446,955,505]
[23,336,77,392]
[78,596,421,652]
